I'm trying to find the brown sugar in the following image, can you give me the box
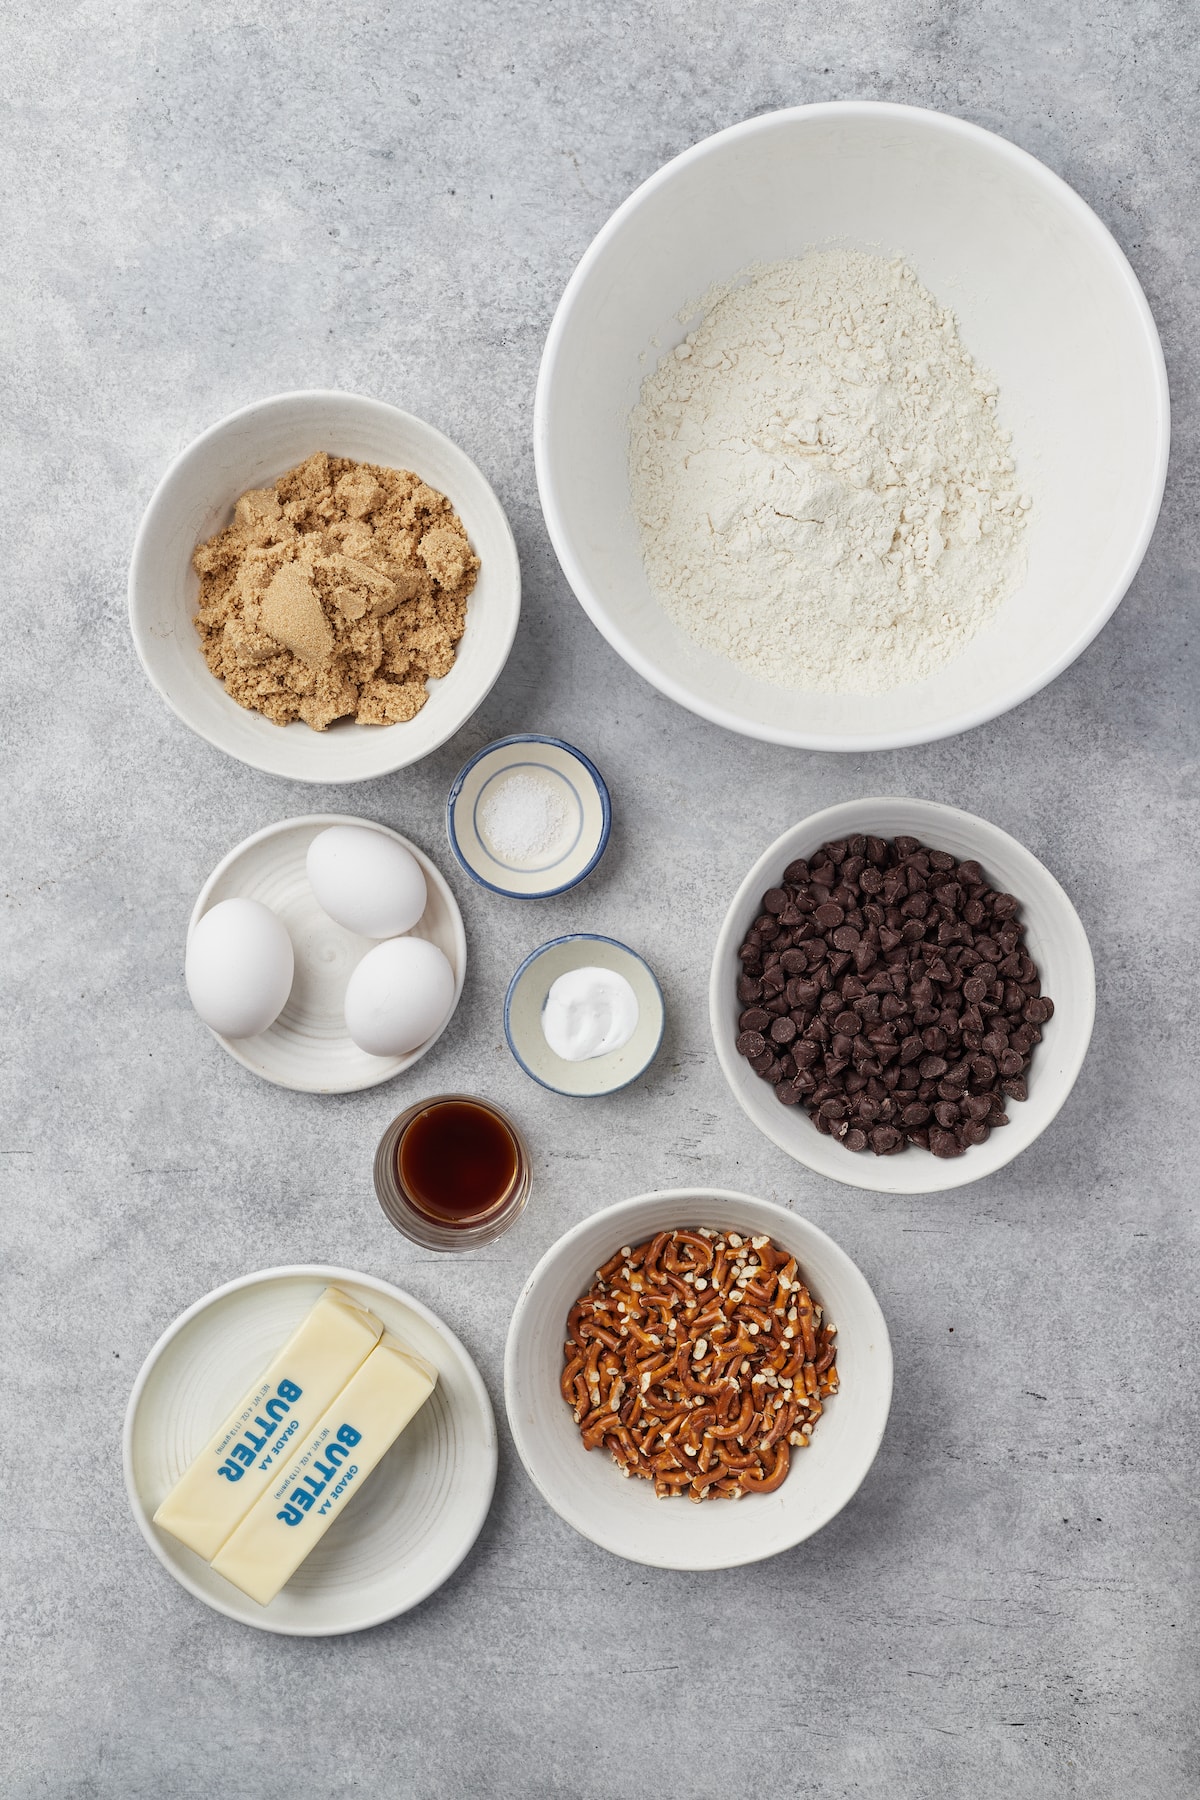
[192,452,479,730]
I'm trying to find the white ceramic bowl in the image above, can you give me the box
[130,390,521,781]
[710,798,1095,1193]
[189,815,466,1093]
[124,1265,497,1635]
[504,934,664,1097]
[446,734,612,898]
[536,102,1169,750]
[505,1189,891,1568]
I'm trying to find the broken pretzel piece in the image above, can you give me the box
[562,1226,839,1502]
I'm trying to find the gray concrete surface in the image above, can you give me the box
[3,4,1197,1796]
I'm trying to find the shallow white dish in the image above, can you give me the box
[446,734,611,898]
[124,1265,497,1635]
[710,798,1095,1193]
[505,1189,891,1568]
[504,934,664,1097]
[189,815,466,1093]
[536,101,1169,750]
[129,390,521,782]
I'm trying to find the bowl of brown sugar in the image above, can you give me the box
[129,391,520,782]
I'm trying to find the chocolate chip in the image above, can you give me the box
[869,1125,904,1154]
[734,835,1052,1161]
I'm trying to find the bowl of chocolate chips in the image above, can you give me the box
[710,799,1095,1193]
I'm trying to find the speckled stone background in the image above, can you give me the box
[3,4,1197,1796]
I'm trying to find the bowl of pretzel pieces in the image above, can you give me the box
[504,1188,892,1568]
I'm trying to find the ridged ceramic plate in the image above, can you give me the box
[188,815,466,1092]
[124,1265,497,1636]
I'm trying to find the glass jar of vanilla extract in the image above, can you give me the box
[373,1094,531,1251]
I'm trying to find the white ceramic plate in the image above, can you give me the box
[189,815,466,1093]
[505,1190,892,1569]
[710,798,1096,1193]
[504,934,664,1096]
[129,390,521,782]
[536,102,1169,749]
[446,735,612,898]
[124,1265,497,1635]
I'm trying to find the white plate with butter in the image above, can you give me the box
[124,1265,497,1635]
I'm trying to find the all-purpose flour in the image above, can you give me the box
[629,252,1030,694]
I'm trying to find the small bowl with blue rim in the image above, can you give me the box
[447,735,611,899]
[504,934,665,1098]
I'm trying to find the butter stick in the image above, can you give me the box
[153,1287,384,1561]
[210,1333,437,1606]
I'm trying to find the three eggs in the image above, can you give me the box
[185,826,455,1056]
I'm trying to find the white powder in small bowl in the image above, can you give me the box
[479,773,573,863]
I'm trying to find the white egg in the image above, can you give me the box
[306,825,427,939]
[343,937,456,1057]
[186,898,294,1039]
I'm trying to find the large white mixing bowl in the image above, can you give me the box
[535,103,1169,750]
